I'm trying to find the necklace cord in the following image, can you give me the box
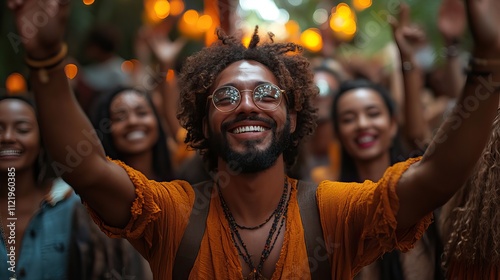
[217,178,291,279]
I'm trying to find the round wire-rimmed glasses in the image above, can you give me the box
[207,83,287,113]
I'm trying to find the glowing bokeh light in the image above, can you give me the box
[288,0,302,6]
[154,0,170,19]
[170,0,184,16]
[329,3,357,41]
[242,36,252,48]
[5,73,27,94]
[196,15,213,31]
[336,3,352,18]
[183,10,199,25]
[343,19,357,35]
[313,8,329,25]
[64,64,78,80]
[300,28,323,52]
[285,20,300,35]
[83,0,95,6]
[353,0,372,11]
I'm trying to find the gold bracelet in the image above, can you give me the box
[25,43,68,69]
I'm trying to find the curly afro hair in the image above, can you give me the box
[177,26,318,170]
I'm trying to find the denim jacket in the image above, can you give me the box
[0,178,79,280]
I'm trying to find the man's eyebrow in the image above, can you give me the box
[217,81,269,89]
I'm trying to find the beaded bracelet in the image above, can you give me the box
[25,43,68,84]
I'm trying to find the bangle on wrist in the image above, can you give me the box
[26,43,68,84]
[25,43,68,68]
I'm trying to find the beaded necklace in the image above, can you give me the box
[218,178,290,280]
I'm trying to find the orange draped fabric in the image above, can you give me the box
[85,157,431,280]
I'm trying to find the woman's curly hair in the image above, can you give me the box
[177,27,318,170]
[441,109,500,269]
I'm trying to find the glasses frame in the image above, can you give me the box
[207,82,288,113]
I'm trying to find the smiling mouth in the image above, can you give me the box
[357,135,375,144]
[126,131,146,141]
[0,150,22,157]
[231,125,268,134]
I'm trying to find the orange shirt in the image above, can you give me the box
[86,157,431,279]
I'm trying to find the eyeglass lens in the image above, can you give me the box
[212,83,282,112]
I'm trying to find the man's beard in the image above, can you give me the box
[209,115,292,174]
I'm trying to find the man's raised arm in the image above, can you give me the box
[8,0,136,228]
[395,0,500,229]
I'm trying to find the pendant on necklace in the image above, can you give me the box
[246,269,267,280]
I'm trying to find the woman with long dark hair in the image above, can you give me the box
[332,80,443,280]
[92,87,174,181]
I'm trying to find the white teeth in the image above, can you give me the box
[0,150,22,156]
[358,136,375,144]
[232,126,266,134]
[126,131,146,141]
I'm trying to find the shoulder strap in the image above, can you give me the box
[172,180,213,280]
[297,180,332,279]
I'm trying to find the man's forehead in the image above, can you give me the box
[213,60,279,88]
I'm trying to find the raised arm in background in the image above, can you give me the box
[8,0,136,228]
[391,3,432,150]
[395,0,500,229]
[145,20,186,140]
[438,0,467,99]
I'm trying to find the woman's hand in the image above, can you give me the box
[390,4,427,60]
[8,0,70,59]
[438,0,466,46]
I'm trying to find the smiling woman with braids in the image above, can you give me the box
[7,0,500,279]
[440,109,500,279]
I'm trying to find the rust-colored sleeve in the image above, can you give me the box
[317,157,433,279]
[84,158,195,264]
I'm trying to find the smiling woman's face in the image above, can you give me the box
[336,88,396,162]
[109,91,159,156]
[0,99,40,172]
